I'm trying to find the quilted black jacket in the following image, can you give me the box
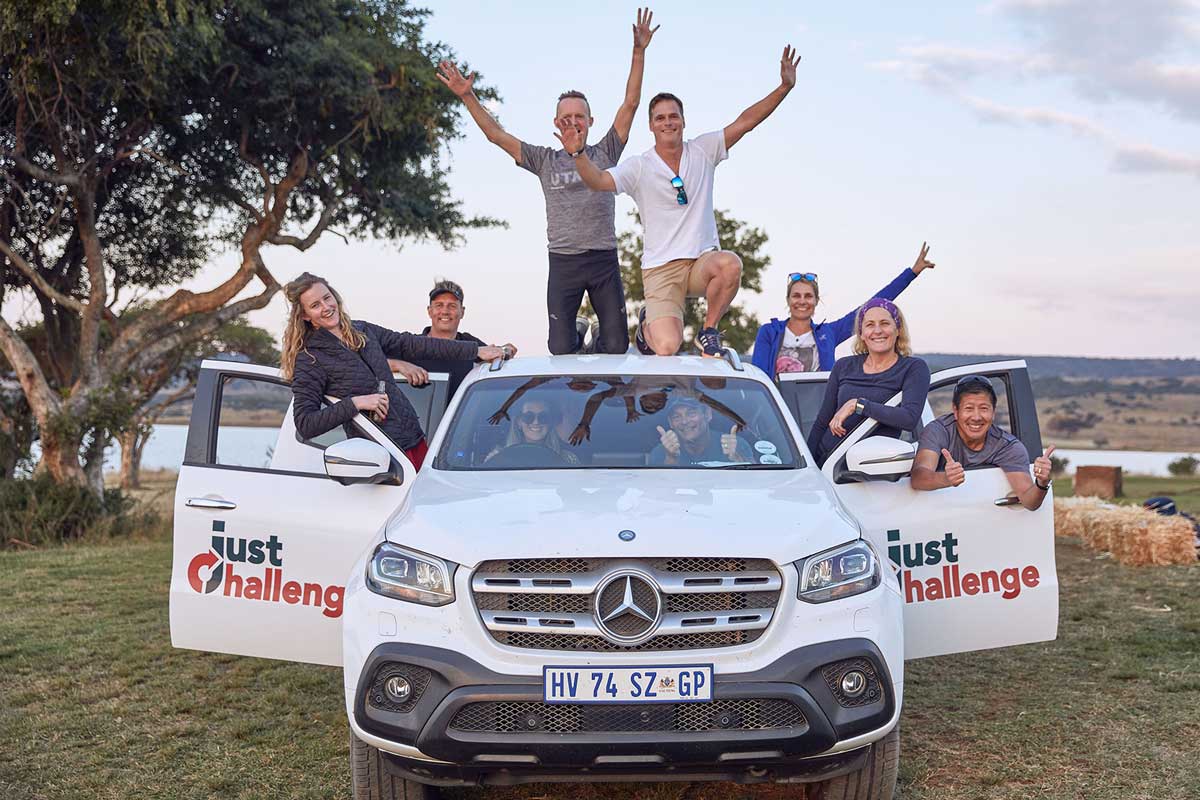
[290,320,478,450]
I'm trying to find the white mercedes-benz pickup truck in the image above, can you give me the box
[170,352,1057,799]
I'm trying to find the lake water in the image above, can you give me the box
[101,425,1198,478]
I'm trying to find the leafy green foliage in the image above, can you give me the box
[1168,455,1198,477]
[0,473,151,547]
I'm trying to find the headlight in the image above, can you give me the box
[794,540,881,603]
[367,542,456,606]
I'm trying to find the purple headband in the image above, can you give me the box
[858,297,901,331]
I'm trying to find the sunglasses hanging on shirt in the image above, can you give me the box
[670,175,688,205]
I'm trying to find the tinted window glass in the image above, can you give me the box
[436,375,803,470]
[215,376,291,469]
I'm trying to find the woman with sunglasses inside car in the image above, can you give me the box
[487,397,579,466]
[751,242,936,381]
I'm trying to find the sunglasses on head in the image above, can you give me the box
[670,175,688,205]
[518,410,551,425]
[788,272,818,284]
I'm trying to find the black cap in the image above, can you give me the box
[953,375,997,406]
[428,283,464,304]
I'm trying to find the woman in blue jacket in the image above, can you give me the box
[751,243,936,381]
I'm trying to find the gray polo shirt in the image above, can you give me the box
[519,125,625,255]
[917,413,1031,473]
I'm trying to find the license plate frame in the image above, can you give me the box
[542,664,714,705]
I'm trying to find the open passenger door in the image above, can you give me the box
[169,361,452,666]
[791,361,1058,660]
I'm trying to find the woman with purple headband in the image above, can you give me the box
[805,297,930,465]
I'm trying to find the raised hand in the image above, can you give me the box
[436,59,475,98]
[632,7,660,51]
[912,241,936,275]
[780,45,802,90]
[1033,445,1056,486]
[554,123,585,155]
[942,448,965,487]
[720,424,740,460]
[487,409,508,426]
[656,425,680,459]
[569,423,590,446]
[477,345,508,362]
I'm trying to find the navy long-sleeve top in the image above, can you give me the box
[806,354,931,465]
[290,321,479,450]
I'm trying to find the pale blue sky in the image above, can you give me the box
[57,1,1200,359]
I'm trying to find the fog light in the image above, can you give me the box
[384,675,412,704]
[840,670,867,698]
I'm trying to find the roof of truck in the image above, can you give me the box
[467,353,767,380]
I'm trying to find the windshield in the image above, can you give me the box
[434,375,804,470]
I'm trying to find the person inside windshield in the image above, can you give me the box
[566,376,747,445]
[281,271,508,470]
[650,396,750,466]
[487,396,580,465]
[806,298,930,465]
[911,375,1055,510]
[751,243,937,380]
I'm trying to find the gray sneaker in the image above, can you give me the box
[581,319,601,354]
[574,317,590,353]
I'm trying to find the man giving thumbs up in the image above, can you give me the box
[911,375,1054,510]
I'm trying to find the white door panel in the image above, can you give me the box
[820,362,1058,659]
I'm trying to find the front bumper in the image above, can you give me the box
[351,638,897,786]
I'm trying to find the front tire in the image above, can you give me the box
[808,724,899,800]
[350,730,441,800]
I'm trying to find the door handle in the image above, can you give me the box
[994,495,1022,507]
[186,497,237,510]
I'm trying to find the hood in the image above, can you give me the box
[386,468,860,567]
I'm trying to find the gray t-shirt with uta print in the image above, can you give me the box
[519,125,625,255]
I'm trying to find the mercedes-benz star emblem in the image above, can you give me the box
[618,529,636,542]
[593,570,662,645]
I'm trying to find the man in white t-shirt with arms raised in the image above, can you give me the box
[561,45,801,356]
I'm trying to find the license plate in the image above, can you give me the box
[543,664,713,704]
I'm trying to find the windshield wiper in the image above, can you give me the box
[712,462,793,469]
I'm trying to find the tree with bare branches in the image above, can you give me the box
[1,0,496,492]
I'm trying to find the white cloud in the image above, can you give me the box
[876,0,1200,179]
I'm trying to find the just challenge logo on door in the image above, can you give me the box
[186,521,344,618]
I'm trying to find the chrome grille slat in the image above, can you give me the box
[472,557,782,652]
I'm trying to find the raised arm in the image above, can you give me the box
[612,8,660,142]
[724,45,801,150]
[558,125,617,192]
[437,60,523,162]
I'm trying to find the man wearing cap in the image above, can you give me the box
[436,9,661,355]
[649,396,750,466]
[911,375,1055,511]
[388,280,517,399]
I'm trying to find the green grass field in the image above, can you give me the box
[2,532,1197,800]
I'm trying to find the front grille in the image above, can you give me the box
[472,557,782,653]
[493,629,762,651]
[450,699,806,734]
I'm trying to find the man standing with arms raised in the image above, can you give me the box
[562,46,802,356]
[436,9,659,355]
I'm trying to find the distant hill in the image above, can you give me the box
[917,354,1200,381]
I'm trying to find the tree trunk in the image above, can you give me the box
[36,430,89,488]
[83,432,108,495]
[119,428,141,489]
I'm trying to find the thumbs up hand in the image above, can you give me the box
[942,448,965,487]
[721,424,741,460]
[657,425,680,460]
[1033,445,1055,486]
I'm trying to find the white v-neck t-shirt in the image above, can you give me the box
[607,131,728,271]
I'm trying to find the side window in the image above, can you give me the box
[776,378,828,440]
[215,376,292,469]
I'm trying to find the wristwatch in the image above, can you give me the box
[1035,477,1052,491]
[853,399,866,416]
[570,146,586,158]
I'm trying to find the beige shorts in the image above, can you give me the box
[642,251,722,324]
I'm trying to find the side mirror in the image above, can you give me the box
[323,439,397,486]
[845,437,917,478]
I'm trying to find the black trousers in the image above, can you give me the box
[546,249,629,355]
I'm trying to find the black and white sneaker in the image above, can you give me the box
[574,317,590,353]
[580,319,601,354]
[696,326,724,358]
[634,307,655,355]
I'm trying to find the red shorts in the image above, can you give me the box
[404,438,429,471]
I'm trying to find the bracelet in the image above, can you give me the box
[1035,478,1051,491]
[570,147,586,158]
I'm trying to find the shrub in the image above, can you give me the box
[1050,455,1070,477]
[0,475,159,548]
[1168,455,1199,477]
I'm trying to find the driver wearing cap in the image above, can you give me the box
[649,396,749,466]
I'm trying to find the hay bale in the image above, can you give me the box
[1074,465,1123,499]
[1054,497,1195,566]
